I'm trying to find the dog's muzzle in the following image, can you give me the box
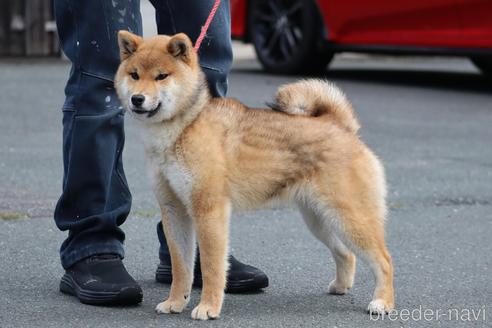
[132,102,162,118]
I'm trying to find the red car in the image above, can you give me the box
[231,0,492,74]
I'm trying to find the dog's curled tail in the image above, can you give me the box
[268,79,360,133]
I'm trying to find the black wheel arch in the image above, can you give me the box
[246,0,334,74]
[244,0,328,47]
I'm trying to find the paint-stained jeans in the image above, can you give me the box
[54,0,232,269]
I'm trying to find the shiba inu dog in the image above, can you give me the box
[115,31,394,320]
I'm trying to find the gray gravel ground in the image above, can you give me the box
[0,54,491,327]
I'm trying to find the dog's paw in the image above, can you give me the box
[155,298,188,314]
[191,303,220,320]
[328,279,349,295]
[367,299,394,315]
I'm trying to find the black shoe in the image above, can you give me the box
[156,254,269,293]
[60,254,143,305]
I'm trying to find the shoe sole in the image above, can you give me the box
[60,274,143,305]
[155,265,269,294]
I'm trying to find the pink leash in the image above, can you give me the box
[193,0,222,52]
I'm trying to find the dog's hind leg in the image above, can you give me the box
[298,203,356,295]
[333,205,394,315]
[312,154,394,314]
[155,186,196,315]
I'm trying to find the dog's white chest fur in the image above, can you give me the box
[163,157,193,205]
[146,151,194,207]
[141,123,194,207]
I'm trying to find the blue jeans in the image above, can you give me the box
[54,0,232,269]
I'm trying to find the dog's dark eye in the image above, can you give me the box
[130,72,139,80]
[155,73,168,81]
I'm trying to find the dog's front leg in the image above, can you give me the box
[191,195,231,320]
[155,189,196,315]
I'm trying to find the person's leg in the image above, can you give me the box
[150,0,232,97]
[150,0,268,293]
[54,0,143,304]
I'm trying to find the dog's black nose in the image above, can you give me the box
[131,94,145,107]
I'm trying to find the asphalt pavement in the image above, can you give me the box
[1,52,492,327]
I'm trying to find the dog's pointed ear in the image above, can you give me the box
[167,33,193,63]
[118,30,143,61]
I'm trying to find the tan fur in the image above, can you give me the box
[115,31,395,320]
[269,79,360,133]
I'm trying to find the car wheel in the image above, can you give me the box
[248,0,333,74]
[471,57,492,75]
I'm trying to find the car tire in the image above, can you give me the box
[248,0,333,74]
[471,57,492,75]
